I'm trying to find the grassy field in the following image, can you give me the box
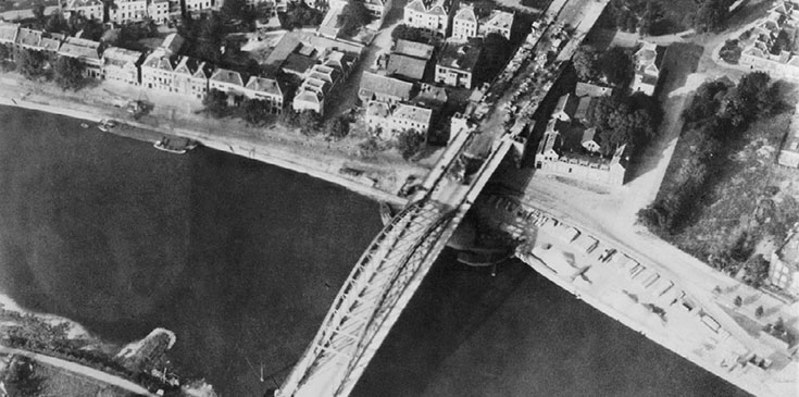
[662,101,799,267]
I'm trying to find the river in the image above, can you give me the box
[0,106,749,397]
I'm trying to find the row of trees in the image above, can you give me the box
[638,72,779,237]
[606,0,734,35]
[202,89,351,139]
[0,44,87,90]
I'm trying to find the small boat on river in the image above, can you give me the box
[154,136,199,154]
[80,122,90,129]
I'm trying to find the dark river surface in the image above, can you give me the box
[0,106,749,397]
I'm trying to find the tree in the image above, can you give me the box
[693,0,730,33]
[6,357,43,397]
[742,254,770,288]
[221,0,247,21]
[682,79,730,123]
[203,89,228,118]
[572,45,600,82]
[297,110,321,135]
[637,0,664,35]
[755,306,764,318]
[478,34,512,84]
[326,115,350,139]
[0,44,12,70]
[338,0,374,37]
[397,129,425,160]
[599,46,633,87]
[391,25,433,44]
[32,4,47,26]
[734,295,742,307]
[242,98,273,125]
[14,48,49,79]
[53,56,85,90]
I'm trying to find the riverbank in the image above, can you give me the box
[0,293,91,341]
[0,75,412,207]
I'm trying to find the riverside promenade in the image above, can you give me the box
[0,75,411,207]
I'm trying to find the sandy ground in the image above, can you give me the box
[0,71,420,206]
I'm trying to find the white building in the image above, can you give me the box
[110,0,148,24]
[631,41,664,96]
[403,0,456,37]
[452,4,513,41]
[366,101,432,138]
[101,46,144,85]
[62,0,104,21]
[148,0,170,24]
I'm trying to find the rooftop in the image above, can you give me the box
[246,76,282,96]
[16,28,41,48]
[58,37,101,60]
[159,33,184,55]
[438,39,482,72]
[0,22,19,44]
[394,39,434,60]
[387,53,428,81]
[210,68,245,86]
[103,46,143,66]
[360,71,414,101]
[482,10,513,31]
[575,82,613,97]
[392,103,432,125]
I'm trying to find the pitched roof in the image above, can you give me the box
[359,71,414,101]
[295,89,322,105]
[174,56,201,75]
[246,75,282,97]
[143,50,176,71]
[282,52,316,75]
[103,46,143,66]
[159,33,184,55]
[554,93,577,117]
[58,37,101,60]
[210,68,244,86]
[581,127,597,145]
[575,82,613,97]
[387,53,428,81]
[405,0,426,13]
[482,10,513,31]
[454,4,476,22]
[394,39,434,60]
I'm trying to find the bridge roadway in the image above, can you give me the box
[275,0,610,395]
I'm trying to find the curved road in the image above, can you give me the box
[0,345,156,396]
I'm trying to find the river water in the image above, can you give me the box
[0,106,749,396]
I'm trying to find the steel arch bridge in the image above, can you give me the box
[277,199,459,397]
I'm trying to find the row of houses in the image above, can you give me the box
[62,0,220,25]
[0,24,287,113]
[403,0,513,41]
[738,0,799,79]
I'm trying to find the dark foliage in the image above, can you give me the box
[326,115,350,139]
[338,0,374,37]
[281,2,325,29]
[694,0,733,33]
[14,48,49,79]
[598,46,634,87]
[53,56,86,91]
[203,89,229,118]
[298,110,322,135]
[391,24,435,44]
[397,129,425,160]
[639,72,779,241]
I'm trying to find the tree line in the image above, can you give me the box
[605,0,735,35]
[0,44,87,91]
